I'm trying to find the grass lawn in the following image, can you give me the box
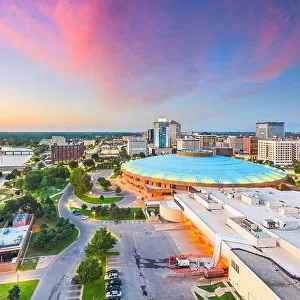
[69,205,145,221]
[0,280,39,300]
[209,293,236,300]
[31,187,63,200]
[198,282,226,292]
[26,228,79,257]
[18,257,38,271]
[82,257,106,300]
[75,191,123,204]
[195,293,204,300]
[109,173,119,179]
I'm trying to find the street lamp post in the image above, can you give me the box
[134,212,136,221]
[17,270,20,285]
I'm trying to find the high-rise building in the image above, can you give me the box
[127,139,148,156]
[154,118,170,148]
[243,137,258,158]
[147,129,154,142]
[258,140,300,165]
[256,122,285,139]
[51,142,84,163]
[195,134,216,147]
[169,120,181,146]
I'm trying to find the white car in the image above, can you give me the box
[104,272,119,280]
[81,216,89,220]
[106,290,122,298]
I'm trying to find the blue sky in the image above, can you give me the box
[0,0,299,132]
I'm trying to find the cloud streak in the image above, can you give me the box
[0,0,299,106]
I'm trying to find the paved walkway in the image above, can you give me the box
[36,255,57,269]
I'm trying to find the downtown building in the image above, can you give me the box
[258,140,300,166]
[177,135,216,150]
[227,136,244,152]
[127,138,148,156]
[154,118,170,148]
[243,137,258,159]
[169,120,181,146]
[51,142,84,164]
[256,122,285,139]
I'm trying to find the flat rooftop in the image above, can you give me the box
[204,187,300,249]
[232,249,300,300]
[0,225,29,251]
[175,191,300,277]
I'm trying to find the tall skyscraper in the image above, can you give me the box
[256,122,285,139]
[169,120,181,146]
[147,128,154,142]
[154,118,170,148]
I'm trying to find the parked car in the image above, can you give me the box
[105,273,119,280]
[114,219,119,225]
[71,275,81,285]
[106,290,122,298]
[72,209,80,215]
[106,296,121,300]
[106,285,121,292]
[106,269,119,275]
[81,216,89,220]
[107,279,122,286]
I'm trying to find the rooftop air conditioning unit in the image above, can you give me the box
[251,224,259,230]
[263,219,276,229]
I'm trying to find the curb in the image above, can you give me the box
[30,279,41,300]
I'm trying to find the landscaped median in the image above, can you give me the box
[69,205,145,221]
[74,190,123,204]
[194,282,239,300]
[0,280,39,300]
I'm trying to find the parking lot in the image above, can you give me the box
[107,222,197,300]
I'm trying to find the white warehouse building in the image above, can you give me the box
[127,139,148,156]
[258,140,300,166]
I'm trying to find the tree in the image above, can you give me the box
[97,177,111,190]
[139,152,146,158]
[69,161,78,169]
[81,203,87,210]
[99,195,104,201]
[83,159,95,167]
[37,161,45,169]
[85,227,116,258]
[7,285,20,300]
[70,168,93,195]
[25,171,43,190]
[91,153,99,161]
[77,257,102,284]
[115,186,121,194]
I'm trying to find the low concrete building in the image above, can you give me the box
[0,214,33,273]
[127,139,148,156]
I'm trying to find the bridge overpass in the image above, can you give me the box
[0,165,25,173]
[0,149,33,155]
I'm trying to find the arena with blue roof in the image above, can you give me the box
[121,152,287,197]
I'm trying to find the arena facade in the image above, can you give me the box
[121,150,287,198]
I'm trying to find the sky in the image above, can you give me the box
[0,0,299,132]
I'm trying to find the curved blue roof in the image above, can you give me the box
[122,155,286,185]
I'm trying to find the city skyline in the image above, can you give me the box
[0,0,300,131]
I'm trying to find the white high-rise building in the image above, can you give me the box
[127,139,148,156]
[258,140,300,166]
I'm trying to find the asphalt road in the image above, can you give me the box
[33,184,101,300]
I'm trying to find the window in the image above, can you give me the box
[231,260,239,274]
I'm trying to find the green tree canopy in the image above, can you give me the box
[77,256,102,284]
[7,285,20,300]
[85,227,116,258]
[69,161,79,169]
[70,168,93,195]
[25,171,43,190]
